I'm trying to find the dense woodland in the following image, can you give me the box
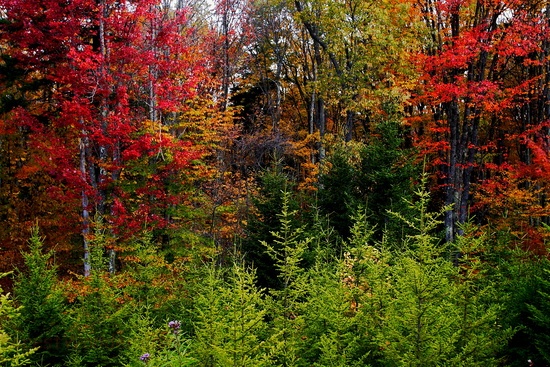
[2,0,550,365]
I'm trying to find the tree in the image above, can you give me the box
[292,0,420,142]
[0,0,214,276]
[412,0,550,242]
[318,118,417,242]
[241,165,305,289]
[262,190,312,367]
[527,259,550,365]
[13,227,68,366]
[0,272,37,367]
[192,262,268,366]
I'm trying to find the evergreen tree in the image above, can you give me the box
[65,225,130,367]
[0,273,37,367]
[317,145,359,240]
[371,174,510,366]
[477,230,541,366]
[13,226,68,366]
[450,224,513,366]
[301,255,373,366]
[357,120,417,243]
[263,190,312,367]
[318,119,416,242]
[192,262,268,366]
[527,259,550,365]
[122,309,196,367]
[242,165,303,289]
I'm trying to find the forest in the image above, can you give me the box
[1,0,550,365]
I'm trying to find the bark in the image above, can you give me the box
[80,132,92,277]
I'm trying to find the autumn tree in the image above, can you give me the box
[0,0,216,275]
[412,0,550,242]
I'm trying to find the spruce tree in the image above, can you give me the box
[373,174,510,366]
[450,227,513,366]
[317,145,359,240]
[301,258,373,367]
[263,190,312,367]
[0,273,37,367]
[527,260,550,365]
[375,176,458,366]
[122,308,196,367]
[192,262,268,366]
[65,224,130,367]
[13,226,67,366]
[242,165,302,289]
[318,119,417,243]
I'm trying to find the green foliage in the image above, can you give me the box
[301,259,372,367]
[13,226,68,366]
[318,145,359,239]
[122,309,197,367]
[376,175,511,366]
[65,273,130,367]
[527,259,550,365]
[263,191,312,367]
[0,272,37,367]
[242,165,304,289]
[476,229,542,366]
[318,119,416,243]
[65,230,130,367]
[357,120,417,242]
[451,225,513,366]
[120,231,172,304]
[191,261,268,366]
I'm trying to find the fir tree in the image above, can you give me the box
[13,226,68,366]
[263,190,312,367]
[192,261,268,366]
[527,260,550,365]
[242,165,303,289]
[0,272,37,367]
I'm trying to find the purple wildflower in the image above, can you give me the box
[139,353,150,363]
[168,320,181,334]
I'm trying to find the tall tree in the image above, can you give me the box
[0,0,214,275]
[412,0,550,242]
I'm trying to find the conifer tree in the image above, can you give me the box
[192,262,268,366]
[318,145,359,239]
[527,260,550,365]
[318,119,416,243]
[263,190,312,367]
[301,256,372,366]
[0,273,37,367]
[450,224,513,366]
[376,176,459,366]
[242,166,303,289]
[14,226,67,366]
[65,226,130,367]
[122,309,196,367]
[375,174,511,366]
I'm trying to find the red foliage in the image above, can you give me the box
[0,0,216,275]
[409,0,550,243]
